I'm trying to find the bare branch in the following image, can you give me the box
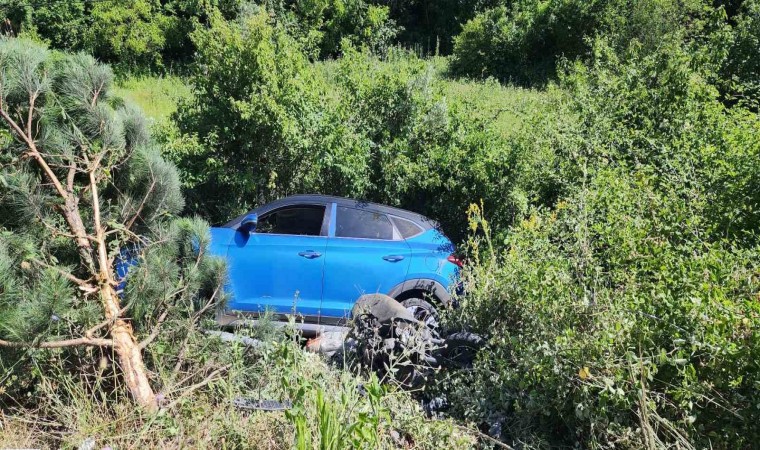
[88,153,110,278]
[31,258,92,288]
[91,80,104,108]
[0,336,114,349]
[138,309,170,350]
[171,284,221,374]
[66,164,76,192]
[165,365,230,410]
[27,90,37,140]
[126,179,156,230]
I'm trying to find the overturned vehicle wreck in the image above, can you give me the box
[305,294,484,388]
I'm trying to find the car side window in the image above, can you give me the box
[390,216,424,239]
[335,206,394,240]
[257,205,325,236]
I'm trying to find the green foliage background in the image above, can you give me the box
[2,0,760,448]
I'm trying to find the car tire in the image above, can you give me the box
[400,298,439,329]
[441,331,485,367]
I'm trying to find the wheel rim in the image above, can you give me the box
[406,304,438,329]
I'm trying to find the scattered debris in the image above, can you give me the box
[305,331,350,356]
[204,330,263,347]
[233,398,293,411]
[422,395,450,417]
[78,437,96,450]
[211,294,484,392]
[350,294,445,388]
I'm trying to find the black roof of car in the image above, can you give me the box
[223,194,437,230]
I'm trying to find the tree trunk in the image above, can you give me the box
[111,320,158,411]
[102,285,157,412]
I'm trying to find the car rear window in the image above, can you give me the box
[335,206,394,240]
[390,216,424,239]
[257,205,325,236]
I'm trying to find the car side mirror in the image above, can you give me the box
[239,213,258,234]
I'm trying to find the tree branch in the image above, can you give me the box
[27,90,37,140]
[0,336,114,349]
[67,164,77,192]
[31,258,92,288]
[88,153,111,280]
[171,285,221,374]
[0,105,67,200]
[0,102,95,270]
[126,178,156,230]
[165,365,230,410]
[84,306,130,339]
[138,309,170,350]
[91,80,104,108]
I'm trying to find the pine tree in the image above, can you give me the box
[0,37,223,410]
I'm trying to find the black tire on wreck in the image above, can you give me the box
[441,331,485,367]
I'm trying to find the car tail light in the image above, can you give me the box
[447,254,464,268]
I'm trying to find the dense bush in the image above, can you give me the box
[443,37,760,448]
[85,0,245,72]
[168,11,375,221]
[449,0,712,85]
[330,47,561,241]
[261,0,398,58]
[369,0,501,55]
[86,0,170,71]
[722,0,760,105]
[1,0,89,49]
[1,0,396,70]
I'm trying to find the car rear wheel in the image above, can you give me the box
[400,298,439,329]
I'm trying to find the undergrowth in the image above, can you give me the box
[1,324,475,449]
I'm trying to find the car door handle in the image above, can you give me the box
[382,255,405,262]
[298,250,322,259]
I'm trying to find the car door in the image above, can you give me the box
[321,204,411,318]
[225,203,328,318]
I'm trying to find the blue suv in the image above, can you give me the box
[209,195,461,332]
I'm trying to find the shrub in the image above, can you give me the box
[443,36,760,449]
[722,0,760,105]
[450,0,710,85]
[86,0,170,71]
[170,32,552,239]
[171,11,370,222]
[448,174,760,448]
[1,0,244,72]
[260,0,398,58]
[331,46,558,241]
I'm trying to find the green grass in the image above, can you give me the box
[114,75,192,124]
[116,57,546,140]
[441,77,546,139]
[316,55,547,139]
